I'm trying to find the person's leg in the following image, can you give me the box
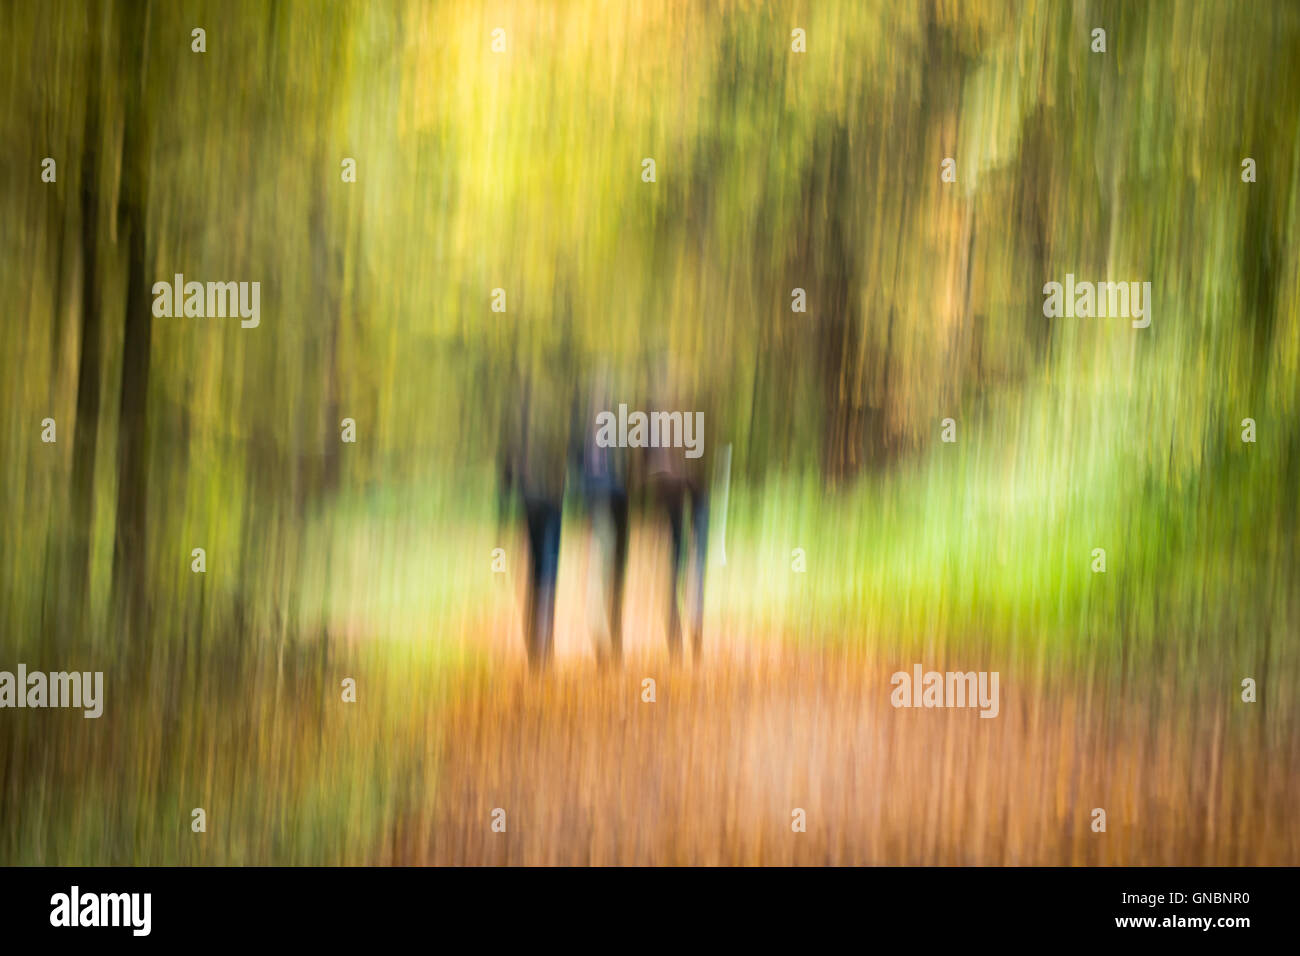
[532,500,562,668]
[689,489,709,657]
[586,494,614,664]
[662,482,685,659]
[523,500,545,666]
[609,489,629,662]
[524,498,561,669]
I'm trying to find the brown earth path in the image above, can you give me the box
[389,526,1296,865]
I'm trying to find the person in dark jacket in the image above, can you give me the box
[499,355,572,669]
[573,362,631,665]
[644,359,712,661]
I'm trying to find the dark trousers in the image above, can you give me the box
[523,497,563,668]
[584,488,630,662]
[657,479,709,657]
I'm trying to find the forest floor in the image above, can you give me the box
[383,524,1297,865]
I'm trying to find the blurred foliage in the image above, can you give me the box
[0,0,1297,863]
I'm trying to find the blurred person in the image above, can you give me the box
[499,353,572,669]
[572,362,631,665]
[644,358,711,661]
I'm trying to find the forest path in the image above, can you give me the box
[386,525,1292,865]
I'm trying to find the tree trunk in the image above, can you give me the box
[816,127,866,482]
[111,0,153,633]
[70,43,103,611]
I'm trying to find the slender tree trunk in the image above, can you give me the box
[70,47,103,611]
[111,0,153,633]
[312,159,343,497]
[816,127,865,482]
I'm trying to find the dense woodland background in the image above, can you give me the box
[1,0,1297,864]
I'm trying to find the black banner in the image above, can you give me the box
[0,866,1282,943]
